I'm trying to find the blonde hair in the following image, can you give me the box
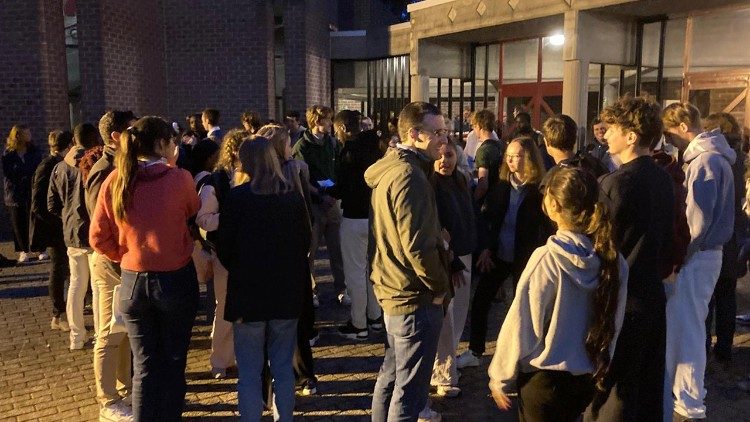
[112,117,174,222]
[499,137,545,185]
[305,105,333,129]
[5,124,29,152]
[255,124,290,160]
[662,102,701,131]
[216,129,249,172]
[237,137,290,195]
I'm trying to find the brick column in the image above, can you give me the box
[284,0,332,114]
[163,0,275,126]
[77,0,168,123]
[0,0,69,144]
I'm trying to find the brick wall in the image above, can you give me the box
[0,0,69,146]
[77,0,168,124]
[284,0,332,114]
[163,0,275,128]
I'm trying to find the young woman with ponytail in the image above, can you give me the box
[488,167,629,421]
[89,116,200,421]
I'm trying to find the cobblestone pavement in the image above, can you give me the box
[1,241,750,421]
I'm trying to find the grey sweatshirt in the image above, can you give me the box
[488,230,629,393]
[683,129,736,259]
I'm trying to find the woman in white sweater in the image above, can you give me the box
[488,167,629,421]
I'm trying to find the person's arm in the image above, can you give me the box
[488,249,554,394]
[89,175,122,262]
[47,165,63,218]
[474,167,490,200]
[85,165,106,219]
[392,174,449,296]
[30,161,51,222]
[685,165,718,260]
[196,185,220,232]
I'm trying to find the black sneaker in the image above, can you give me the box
[368,316,384,331]
[338,321,368,340]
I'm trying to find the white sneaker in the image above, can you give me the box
[418,407,442,422]
[51,316,70,331]
[312,293,320,308]
[100,401,133,422]
[456,350,480,369]
[38,252,49,261]
[436,385,461,397]
[337,292,352,306]
[17,252,30,264]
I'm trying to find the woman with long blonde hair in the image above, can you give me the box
[89,116,200,421]
[457,136,549,369]
[2,124,43,262]
[217,138,311,421]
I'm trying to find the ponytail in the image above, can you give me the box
[110,116,175,222]
[584,201,620,391]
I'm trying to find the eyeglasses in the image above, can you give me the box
[417,128,449,138]
[505,154,523,161]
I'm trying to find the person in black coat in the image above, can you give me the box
[30,130,73,330]
[456,136,548,368]
[217,138,311,421]
[2,124,43,262]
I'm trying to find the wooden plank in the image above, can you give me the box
[722,89,747,113]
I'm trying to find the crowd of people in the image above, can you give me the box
[0,96,747,422]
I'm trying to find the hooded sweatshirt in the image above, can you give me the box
[89,162,199,272]
[364,146,449,316]
[488,231,629,394]
[683,129,736,259]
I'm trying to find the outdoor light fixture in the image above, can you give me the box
[549,34,565,46]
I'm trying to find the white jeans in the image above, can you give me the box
[665,249,722,419]
[66,247,95,345]
[340,217,381,328]
[431,254,472,387]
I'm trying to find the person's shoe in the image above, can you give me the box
[17,252,30,264]
[309,330,320,347]
[38,252,49,261]
[367,316,384,331]
[211,367,227,379]
[672,410,694,422]
[312,293,320,308]
[338,292,352,306]
[418,406,442,422]
[120,395,132,407]
[436,385,461,398]
[456,350,480,368]
[338,321,368,340]
[0,254,14,268]
[51,316,70,332]
[300,379,317,396]
[100,400,133,422]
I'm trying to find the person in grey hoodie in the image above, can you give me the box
[662,103,735,421]
[488,167,628,421]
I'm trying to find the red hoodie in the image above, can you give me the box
[89,162,199,272]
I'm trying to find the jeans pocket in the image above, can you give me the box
[120,270,138,300]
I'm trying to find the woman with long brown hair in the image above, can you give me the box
[488,167,628,420]
[89,116,200,421]
[457,136,549,369]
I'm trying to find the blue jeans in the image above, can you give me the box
[234,319,298,422]
[372,304,444,422]
[120,262,199,422]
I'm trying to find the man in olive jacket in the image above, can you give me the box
[365,102,449,422]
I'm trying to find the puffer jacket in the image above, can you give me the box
[2,144,42,207]
[48,146,90,248]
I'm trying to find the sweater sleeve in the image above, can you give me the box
[196,185,219,232]
[88,173,122,262]
[488,247,555,394]
[392,172,449,297]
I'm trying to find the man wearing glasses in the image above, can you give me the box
[365,102,449,422]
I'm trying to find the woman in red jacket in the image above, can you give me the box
[90,116,200,421]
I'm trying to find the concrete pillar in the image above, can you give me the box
[410,75,430,103]
[561,10,589,148]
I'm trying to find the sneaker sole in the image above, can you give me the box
[339,332,368,340]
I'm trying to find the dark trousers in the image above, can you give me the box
[585,308,666,422]
[120,262,199,422]
[48,241,69,317]
[518,370,594,422]
[294,272,317,384]
[8,204,30,252]
[468,259,513,355]
[706,276,737,357]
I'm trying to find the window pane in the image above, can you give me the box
[502,38,539,84]
[690,7,750,71]
[541,36,563,81]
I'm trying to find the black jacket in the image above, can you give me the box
[29,154,64,250]
[2,145,43,207]
[332,130,383,219]
[218,185,311,323]
[84,145,116,218]
[478,180,547,278]
[48,147,90,248]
